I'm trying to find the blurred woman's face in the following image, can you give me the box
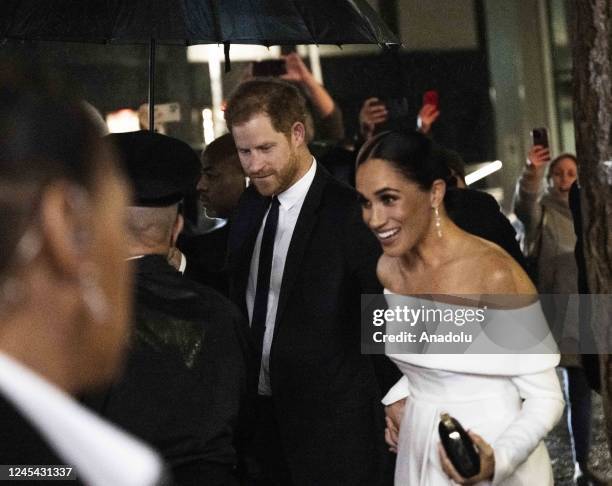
[550,157,577,197]
[356,158,432,258]
[84,157,132,386]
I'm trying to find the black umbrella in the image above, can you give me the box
[1,0,399,130]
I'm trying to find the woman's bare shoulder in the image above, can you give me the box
[478,247,536,294]
[377,254,403,291]
[452,234,534,294]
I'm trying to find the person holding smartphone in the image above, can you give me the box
[358,90,440,141]
[513,132,598,485]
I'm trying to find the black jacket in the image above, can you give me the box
[446,188,527,269]
[0,396,86,486]
[178,224,231,296]
[84,255,249,486]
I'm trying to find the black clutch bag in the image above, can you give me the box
[438,412,481,478]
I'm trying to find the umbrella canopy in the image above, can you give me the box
[0,0,399,129]
[0,0,398,46]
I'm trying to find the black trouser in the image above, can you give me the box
[564,366,593,467]
[246,396,293,486]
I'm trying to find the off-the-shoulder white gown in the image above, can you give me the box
[382,291,564,485]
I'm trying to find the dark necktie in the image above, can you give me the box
[251,196,280,365]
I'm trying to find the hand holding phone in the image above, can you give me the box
[529,127,551,167]
[418,90,440,134]
[359,97,389,140]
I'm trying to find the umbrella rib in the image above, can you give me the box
[248,0,270,47]
[289,0,317,44]
[208,0,223,43]
[347,0,383,45]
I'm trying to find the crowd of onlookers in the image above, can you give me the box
[0,52,606,486]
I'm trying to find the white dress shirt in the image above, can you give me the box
[0,352,163,486]
[246,158,317,395]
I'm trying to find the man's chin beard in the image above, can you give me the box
[281,150,301,189]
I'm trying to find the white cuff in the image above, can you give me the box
[491,447,512,485]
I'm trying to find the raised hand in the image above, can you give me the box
[417,103,440,135]
[359,97,388,140]
[281,52,312,84]
[527,145,551,168]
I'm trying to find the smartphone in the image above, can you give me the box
[423,90,439,110]
[531,127,549,148]
[252,60,287,77]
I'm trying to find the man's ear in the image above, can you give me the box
[39,183,92,279]
[291,121,306,147]
[170,213,184,247]
[430,179,446,208]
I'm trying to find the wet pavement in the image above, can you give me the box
[545,372,612,485]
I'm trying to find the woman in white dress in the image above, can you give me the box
[355,131,564,485]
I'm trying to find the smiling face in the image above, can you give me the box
[549,156,577,198]
[356,158,434,257]
[231,113,307,197]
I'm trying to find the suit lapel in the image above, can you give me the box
[274,165,329,331]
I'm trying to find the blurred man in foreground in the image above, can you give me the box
[0,61,166,485]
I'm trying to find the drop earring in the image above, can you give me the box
[434,206,442,238]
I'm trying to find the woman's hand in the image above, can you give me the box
[438,430,495,484]
[359,97,388,140]
[384,398,406,453]
[527,145,550,169]
[417,103,440,135]
[281,53,313,85]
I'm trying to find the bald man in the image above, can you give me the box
[84,131,248,486]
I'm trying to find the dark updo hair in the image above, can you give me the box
[356,130,452,191]
[0,58,108,276]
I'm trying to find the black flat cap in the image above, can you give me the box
[106,130,200,207]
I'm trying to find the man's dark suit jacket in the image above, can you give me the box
[178,224,231,296]
[83,255,249,486]
[228,164,393,486]
[0,395,86,485]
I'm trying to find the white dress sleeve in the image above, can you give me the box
[382,375,410,406]
[492,368,564,485]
